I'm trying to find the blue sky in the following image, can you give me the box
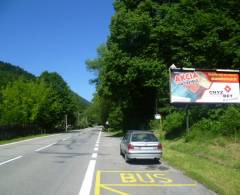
[0,0,114,101]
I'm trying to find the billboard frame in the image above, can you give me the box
[169,66,240,133]
[169,67,240,105]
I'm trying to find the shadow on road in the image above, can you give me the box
[105,131,124,137]
[125,159,170,171]
[127,159,160,165]
[146,164,169,171]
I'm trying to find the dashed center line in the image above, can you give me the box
[0,155,23,166]
[92,153,98,158]
[35,142,56,152]
[79,129,102,195]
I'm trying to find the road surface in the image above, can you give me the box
[0,127,217,195]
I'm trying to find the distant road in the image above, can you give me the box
[0,127,216,195]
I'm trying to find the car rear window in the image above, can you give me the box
[131,133,158,142]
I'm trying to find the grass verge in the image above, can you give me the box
[0,134,49,145]
[162,137,240,195]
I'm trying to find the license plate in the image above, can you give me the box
[140,147,155,150]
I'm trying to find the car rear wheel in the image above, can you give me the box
[124,153,130,163]
[154,158,160,163]
[120,148,123,156]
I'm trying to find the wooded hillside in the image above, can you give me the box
[0,61,89,139]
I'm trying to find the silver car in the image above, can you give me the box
[120,130,162,162]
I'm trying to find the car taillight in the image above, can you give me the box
[158,143,163,150]
[128,144,134,150]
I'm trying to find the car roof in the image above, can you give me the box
[127,130,154,134]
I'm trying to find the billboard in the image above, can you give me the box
[170,69,240,104]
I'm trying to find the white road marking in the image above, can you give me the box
[92,153,98,158]
[0,156,23,166]
[95,144,99,147]
[96,131,102,143]
[79,129,101,195]
[78,160,96,195]
[35,142,56,152]
[0,134,61,147]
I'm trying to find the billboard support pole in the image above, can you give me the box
[185,105,190,134]
[65,114,68,133]
[160,116,163,132]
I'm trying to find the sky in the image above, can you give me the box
[0,0,115,101]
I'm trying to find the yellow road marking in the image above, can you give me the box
[95,170,197,195]
[94,171,101,195]
[101,184,129,195]
[100,183,197,187]
[98,170,168,173]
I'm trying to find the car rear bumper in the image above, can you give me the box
[127,152,162,160]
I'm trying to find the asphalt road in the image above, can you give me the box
[0,127,217,195]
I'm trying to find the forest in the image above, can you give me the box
[86,0,240,140]
[0,61,89,140]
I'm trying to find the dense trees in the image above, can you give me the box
[38,71,78,129]
[0,62,89,139]
[86,0,240,134]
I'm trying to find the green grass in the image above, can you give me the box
[109,130,125,137]
[0,134,49,145]
[162,137,240,195]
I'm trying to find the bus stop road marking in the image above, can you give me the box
[94,170,197,195]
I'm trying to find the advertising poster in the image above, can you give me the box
[170,69,240,103]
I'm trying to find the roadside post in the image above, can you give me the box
[155,114,163,132]
[105,121,109,132]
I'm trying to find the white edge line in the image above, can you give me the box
[0,155,23,166]
[78,160,96,195]
[0,134,61,147]
[35,143,56,152]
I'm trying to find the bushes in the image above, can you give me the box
[220,106,240,136]
[161,106,240,142]
[185,106,240,142]
[185,118,222,142]
[149,119,160,131]
[163,111,185,139]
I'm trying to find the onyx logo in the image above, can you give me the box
[224,85,231,93]
[209,91,223,95]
